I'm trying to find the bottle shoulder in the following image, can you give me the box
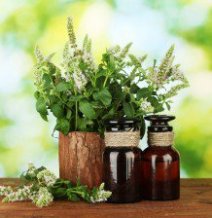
[142,146,179,161]
[104,146,142,158]
[104,146,141,153]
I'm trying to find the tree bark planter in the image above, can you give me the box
[59,131,104,189]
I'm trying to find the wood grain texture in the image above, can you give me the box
[59,132,104,188]
[0,179,212,218]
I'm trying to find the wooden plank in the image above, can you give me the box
[0,179,212,218]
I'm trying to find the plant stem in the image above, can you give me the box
[75,101,78,130]
[103,75,108,87]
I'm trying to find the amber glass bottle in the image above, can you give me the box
[103,119,142,203]
[141,115,180,200]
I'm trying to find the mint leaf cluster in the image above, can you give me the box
[0,164,111,207]
[33,17,189,135]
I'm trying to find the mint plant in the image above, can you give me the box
[0,163,111,207]
[34,17,189,135]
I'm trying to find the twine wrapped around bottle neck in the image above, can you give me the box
[148,131,174,146]
[104,131,140,147]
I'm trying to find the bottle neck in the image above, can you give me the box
[104,119,141,147]
[148,131,174,147]
[104,131,140,147]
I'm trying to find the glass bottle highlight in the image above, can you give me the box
[141,115,180,200]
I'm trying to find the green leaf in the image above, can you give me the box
[102,107,115,120]
[53,179,72,188]
[139,116,146,139]
[68,95,83,102]
[137,88,151,100]
[49,95,60,105]
[154,105,164,113]
[147,96,159,107]
[93,88,112,106]
[67,191,80,201]
[102,53,109,63]
[120,42,132,58]
[77,118,87,130]
[79,101,96,119]
[42,73,52,86]
[95,69,107,78]
[46,62,57,75]
[95,76,107,87]
[66,183,91,202]
[165,102,171,110]
[129,54,140,65]
[51,187,67,199]
[78,118,93,131]
[56,81,69,92]
[55,118,70,135]
[130,84,139,93]
[66,110,72,119]
[36,97,48,121]
[109,55,115,72]
[125,93,131,102]
[123,102,135,118]
[34,91,40,99]
[51,103,64,118]
[109,82,123,100]
[147,96,164,113]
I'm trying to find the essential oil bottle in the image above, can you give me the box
[141,115,180,200]
[103,119,142,203]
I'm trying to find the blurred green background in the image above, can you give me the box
[0,0,211,178]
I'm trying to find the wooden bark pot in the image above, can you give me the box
[59,131,104,188]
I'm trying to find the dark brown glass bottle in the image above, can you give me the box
[103,119,142,203]
[141,115,180,200]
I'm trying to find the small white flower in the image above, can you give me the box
[0,186,12,196]
[37,169,57,187]
[72,70,87,92]
[140,99,154,113]
[90,183,112,203]
[171,65,185,81]
[30,187,53,208]
[82,52,97,70]
[107,46,121,55]
[147,67,164,88]
[2,185,32,203]
[90,196,95,203]
[61,68,71,82]
[27,163,37,177]
[82,52,92,61]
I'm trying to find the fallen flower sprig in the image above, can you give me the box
[0,163,111,207]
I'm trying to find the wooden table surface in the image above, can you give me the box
[0,178,212,218]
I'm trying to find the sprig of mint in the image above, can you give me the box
[0,164,111,207]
